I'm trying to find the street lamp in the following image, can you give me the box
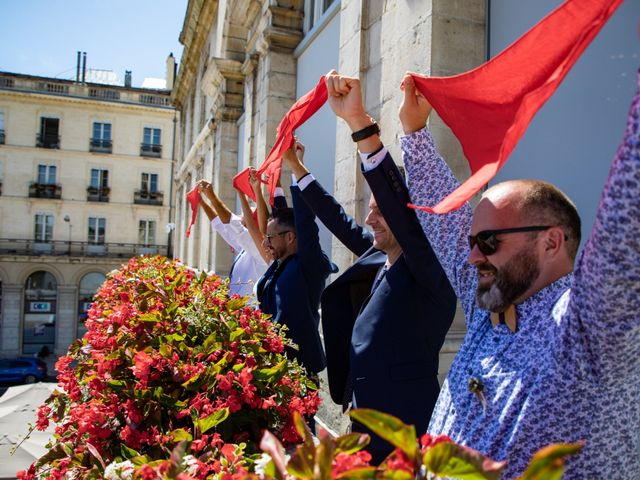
[63,215,72,255]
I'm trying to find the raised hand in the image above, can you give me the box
[248,167,261,193]
[197,179,214,199]
[399,73,433,134]
[325,70,371,131]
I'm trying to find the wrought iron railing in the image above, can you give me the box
[87,186,110,202]
[134,190,164,206]
[140,143,162,157]
[36,133,60,149]
[89,138,112,153]
[0,238,165,258]
[29,182,62,199]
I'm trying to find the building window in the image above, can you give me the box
[23,271,57,355]
[34,214,53,242]
[134,173,163,205]
[141,127,162,157]
[141,172,158,192]
[304,0,337,32]
[88,217,106,245]
[0,112,5,144]
[29,165,61,199]
[90,122,112,153]
[87,168,110,202]
[37,117,60,149]
[37,165,57,184]
[138,220,156,246]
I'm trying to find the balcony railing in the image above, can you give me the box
[0,238,166,258]
[89,138,112,153]
[36,133,60,149]
[29,182,62,199]
[140,143,162,157]
[87,186,110,202]
[0,129,5,144]
[134,190,163,206]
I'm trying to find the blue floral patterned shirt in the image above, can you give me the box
[400,78,640,479]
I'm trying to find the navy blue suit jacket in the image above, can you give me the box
[299,154,456,440]
[256,185,332,374]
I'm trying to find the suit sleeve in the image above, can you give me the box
[363,153,455,307]
[299,178,373,257]
[291,185,332,278]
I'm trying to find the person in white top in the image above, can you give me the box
[197,171,271,298]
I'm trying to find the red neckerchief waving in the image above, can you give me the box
[409,0,622,214]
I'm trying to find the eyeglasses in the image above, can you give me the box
[265,230,292,245]
[468,226,552,256]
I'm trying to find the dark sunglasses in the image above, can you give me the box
[265,230,292,245]
[468,226,552,256]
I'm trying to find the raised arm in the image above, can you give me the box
[198,180,232,224]
[249,167,269,235]
[398,74,478,314]
[283,140,372,256]
[237,189,270,263]
[568,74,640,383]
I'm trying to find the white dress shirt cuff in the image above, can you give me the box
[360,147,388,172]
[297,173,315,191]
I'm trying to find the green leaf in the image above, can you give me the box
[292,411,313,446]
[253,359,288,382]
[138,313,161,323]
[230,327,246,342]
[169,428,193,443]
[518,442,583,480]
[196,407,229,434]
[120,444,140,459]
[349,409,417,459]
[334,433,370,455]
[181,372,203,390]
[423,442,505,480]
[286,444,316,479]
[227,298,246,311]
[336,467,377,479]
[375,470,414,480]
[316,439,335,480]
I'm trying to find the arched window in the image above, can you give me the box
[77,272,105,338]
[23,271,57,355]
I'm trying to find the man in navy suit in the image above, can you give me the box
[255,185,333,377]
[282,71,456,463]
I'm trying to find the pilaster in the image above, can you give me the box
[0,284,23,355]
[55,285,77,355]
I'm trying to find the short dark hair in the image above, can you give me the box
[520,180,581,260]
[271,207,296,231]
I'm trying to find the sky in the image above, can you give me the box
[0,0,189,88]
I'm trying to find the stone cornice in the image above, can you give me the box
[0,89,175,115]
[201,57,244,122]
[246,4,303,56]
[171,0,219,109]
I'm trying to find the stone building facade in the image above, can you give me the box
[171,0,484,432]
[0,70,176,369]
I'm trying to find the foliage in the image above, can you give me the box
[18,256,319,479]
[259,409,583,480]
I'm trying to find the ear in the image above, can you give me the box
[541,227,565,259]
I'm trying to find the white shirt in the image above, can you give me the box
[211,213,268,298]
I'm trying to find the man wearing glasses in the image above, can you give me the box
[255,183,333,379]
[398,74,639,478]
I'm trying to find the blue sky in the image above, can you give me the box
[0,0,188,87]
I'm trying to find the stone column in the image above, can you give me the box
[55,285,77,356]
[0,284,23,355]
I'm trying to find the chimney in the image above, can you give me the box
[81,52,87,83]
[124,70,132,88]
[166,53,176,91]
[76,51,81,82]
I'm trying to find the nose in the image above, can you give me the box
[467,243,487,266]
[365,210,375,227]
[262,237,269,249]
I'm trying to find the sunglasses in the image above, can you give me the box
[265,230,292,245]
[468,226,552,256]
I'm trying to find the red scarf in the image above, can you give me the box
[233,77,328,205]
[185,186,200,238]
[408,0,622,214]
